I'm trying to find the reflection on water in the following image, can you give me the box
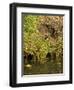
[24,59,63,75]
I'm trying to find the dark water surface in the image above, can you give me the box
[24,59,63,75]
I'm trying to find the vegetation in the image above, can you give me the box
[22,14,63,74]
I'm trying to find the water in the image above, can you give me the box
[24,59,63,75]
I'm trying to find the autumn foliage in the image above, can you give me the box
[22,14,63,64]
